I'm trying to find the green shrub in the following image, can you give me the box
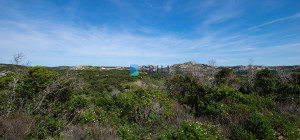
[231,125,256,140]
[254,69,280,95]
[67,95,88,110]
[0,72,15,90]
[246,113,275,139]
[290,71,300,85]
[238,83,253,94]
[117,89,174,124]
[160,121,226,140]
[268,113,300,139]
[19,66,59,99]
[77,107,99,124]
[92,94,114,111]
[276,83,300,103]
[166,74,196,103]
[37,115,65,138]
[117,123,139,140]
[215,68,239,87]
[188,85,242,116]
[238,94,275,111]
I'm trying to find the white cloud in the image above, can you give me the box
[1,17,299,66]
[251,12,300,29]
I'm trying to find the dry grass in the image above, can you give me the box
[276,102,300,115]
[60,122,117,140]
[0,112,33,140]
[171,102,194,128]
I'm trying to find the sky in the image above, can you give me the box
[0,0,299,66]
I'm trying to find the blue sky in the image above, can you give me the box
[0,0,299,66]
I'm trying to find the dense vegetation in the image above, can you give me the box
[0,63,299,139]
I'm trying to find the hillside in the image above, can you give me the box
[0,62,299,139]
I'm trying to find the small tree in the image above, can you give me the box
[254,69,280,95]
[5,53,30,116]
[290,70,300,85]
[215,68,238,88]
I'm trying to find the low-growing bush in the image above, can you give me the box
[231,125,256,140]
[246,113,275,139]
[160,121,226,140]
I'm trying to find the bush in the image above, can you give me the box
[188,85,241,116]
[276,83,300,103]
[117,123,139,140]
[231,125,256,140]
[268,113,300,139]
[290,70,300,85]
[0,72,15,90]
[215,68,239,87]
[166,74,196,103]
[67,95,88,110]
[36,115,65,138]
[117,89,174,125]
[18,66,59,99]
[246,113,275,139]
[254,69,280,95]
[160,121,226,140]
[77,107,99,124]
[238,83,253,94]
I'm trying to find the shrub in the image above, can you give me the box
[238,83,253,94]
[117,89,174,125]
[166,74,196,103]
[276,83,300,103]
[18,66,59,99]
[36,115,65,138]
[67,95,88,110]
[215,68,239,87]
[0,72,15,90]
[254,69,280,95]
[290,70,300,85]
[268,113,300,139]
[246,113,275,139]
[188,85,241,116]
[160,121,226,140]
[92,94,114,111]
[231,125,256,140]
[77,107,99,124]
[117,123,139,140]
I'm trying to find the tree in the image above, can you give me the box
[5,53,30,116]
[19,66,59,99]
[254,69,279,95]
[290,70,300,85]
[215,68,238,88]
[208,59,216,67]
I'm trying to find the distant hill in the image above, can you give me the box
[1,62,299,77]
[170,61,300,75]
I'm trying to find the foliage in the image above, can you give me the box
[117,88,174,124]
[246,113,275,139]
[215,68,239,87]
[166,74,196,103]
[254,69,280,95]
[0,64,299,139]
[290,70,300,85]
[268,113,300,139]
[231,125,256,140]
[160,121,226,140]
[117,123,139,140]
[0,72,15,90]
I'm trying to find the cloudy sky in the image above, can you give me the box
[0,0,299,66]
